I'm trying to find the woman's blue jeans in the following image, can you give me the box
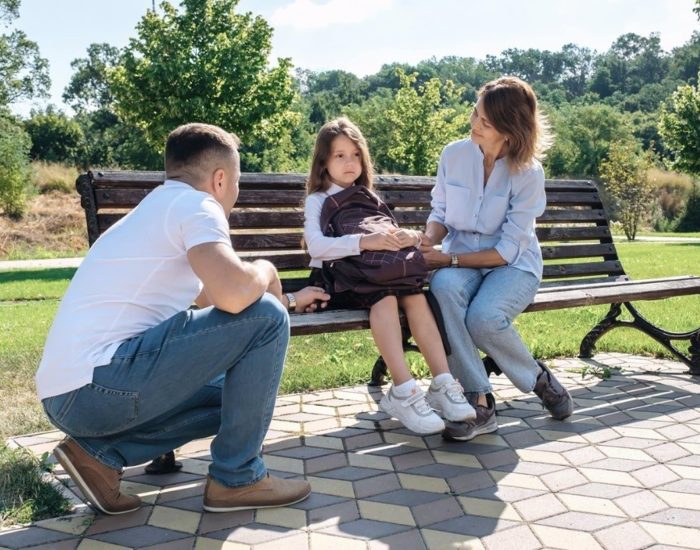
[430,266,540,395]
[42,294,289,489]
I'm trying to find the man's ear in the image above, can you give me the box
[211,167,226,196]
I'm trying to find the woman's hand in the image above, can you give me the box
[359,232,402,251]
[418,232,436,253]
[421,248,450,269]
[288,286,330,313]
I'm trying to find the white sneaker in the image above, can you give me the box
[427,379,476,422]
[379,386,445,435]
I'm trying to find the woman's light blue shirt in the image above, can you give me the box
[427,139,547,280]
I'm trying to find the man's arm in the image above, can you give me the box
[188,242,280,314]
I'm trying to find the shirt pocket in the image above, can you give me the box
[480,193,511,234]
[444,183,472,231]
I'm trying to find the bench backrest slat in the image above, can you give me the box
[78,171,627,286]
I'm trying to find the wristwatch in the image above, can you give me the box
[450,253,459,268]
[285,292,297,311]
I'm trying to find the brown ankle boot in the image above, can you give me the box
[54,438,141,515]
[203,474,311,512]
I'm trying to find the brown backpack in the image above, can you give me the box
[319,185,428,294]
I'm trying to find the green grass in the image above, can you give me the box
[1,242,699,441]
[0,444,71,528]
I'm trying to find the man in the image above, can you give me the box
[37,123,328,514]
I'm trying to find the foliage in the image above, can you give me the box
[649,167,696,230]
[109,0,295,152]
[545,103,637,177]
[31,161,78,194]
[0,0,49,106]
[61,43,159,169]
[344,89,397,172]
[24,107,86,166]
[0,111,31,218]
[676,183,700,231]
[0,443,71,528]
[63,42,119,113]
[658,77,700,175]
[385,70,470,175]
[599,141,655,240]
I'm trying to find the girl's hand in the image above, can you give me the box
[419,232,436,254]
[359,232,402,251]
[392,228,422,248]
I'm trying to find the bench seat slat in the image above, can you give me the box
[527,276,700,311]
[290,276,700,333]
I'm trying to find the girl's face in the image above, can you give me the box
[326,135,363,188]
[470,97,507,152]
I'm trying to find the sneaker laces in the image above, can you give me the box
[444,380,466,403]
[401,389,433,415]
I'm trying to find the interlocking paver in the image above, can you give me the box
[594,521,655,550]
[4,354,700,549]
[512,493,568,522]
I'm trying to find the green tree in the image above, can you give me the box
[0,111,31,218]
[546,103,636,177]
[344,89,397,172]
[385,70,470,175]
[658,77,700,175]
[599,141,655,240]
[63,43,119,113]
[0,0,50,106]
[24,107,86,165]
[63,42,160,169]
[109,0,294,152]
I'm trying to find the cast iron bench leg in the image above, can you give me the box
[580,302,700,375]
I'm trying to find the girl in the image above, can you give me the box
[304,117,475,435]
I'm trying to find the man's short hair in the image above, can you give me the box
[165,123,241,175]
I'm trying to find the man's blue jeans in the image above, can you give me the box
[42,294,289,488]
[430,265,541,395]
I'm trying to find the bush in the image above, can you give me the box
[0,114,32,219]
[648,167,695,231]
[31,161,78,194]
[24,107,86,166]
[676,183,700,232]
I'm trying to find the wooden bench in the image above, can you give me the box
[77,170,700,382]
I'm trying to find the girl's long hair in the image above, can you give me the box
[306,117,374,195]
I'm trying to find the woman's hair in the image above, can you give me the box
[478,76,553,173]
[306,117,374,195]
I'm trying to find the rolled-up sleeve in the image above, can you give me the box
[427,150,447,226]
[495,164,546,265]
[304,193,362,262]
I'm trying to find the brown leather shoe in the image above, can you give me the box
[54,438,141,515]
[203,474,311,512]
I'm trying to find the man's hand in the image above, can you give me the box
[288,286,330,313]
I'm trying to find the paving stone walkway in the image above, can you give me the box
[2,353,700,550]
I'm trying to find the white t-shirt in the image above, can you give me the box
[36,180,232,400]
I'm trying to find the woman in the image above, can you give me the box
[420,76,573,442]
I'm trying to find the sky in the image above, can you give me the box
[8,0,699,117]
